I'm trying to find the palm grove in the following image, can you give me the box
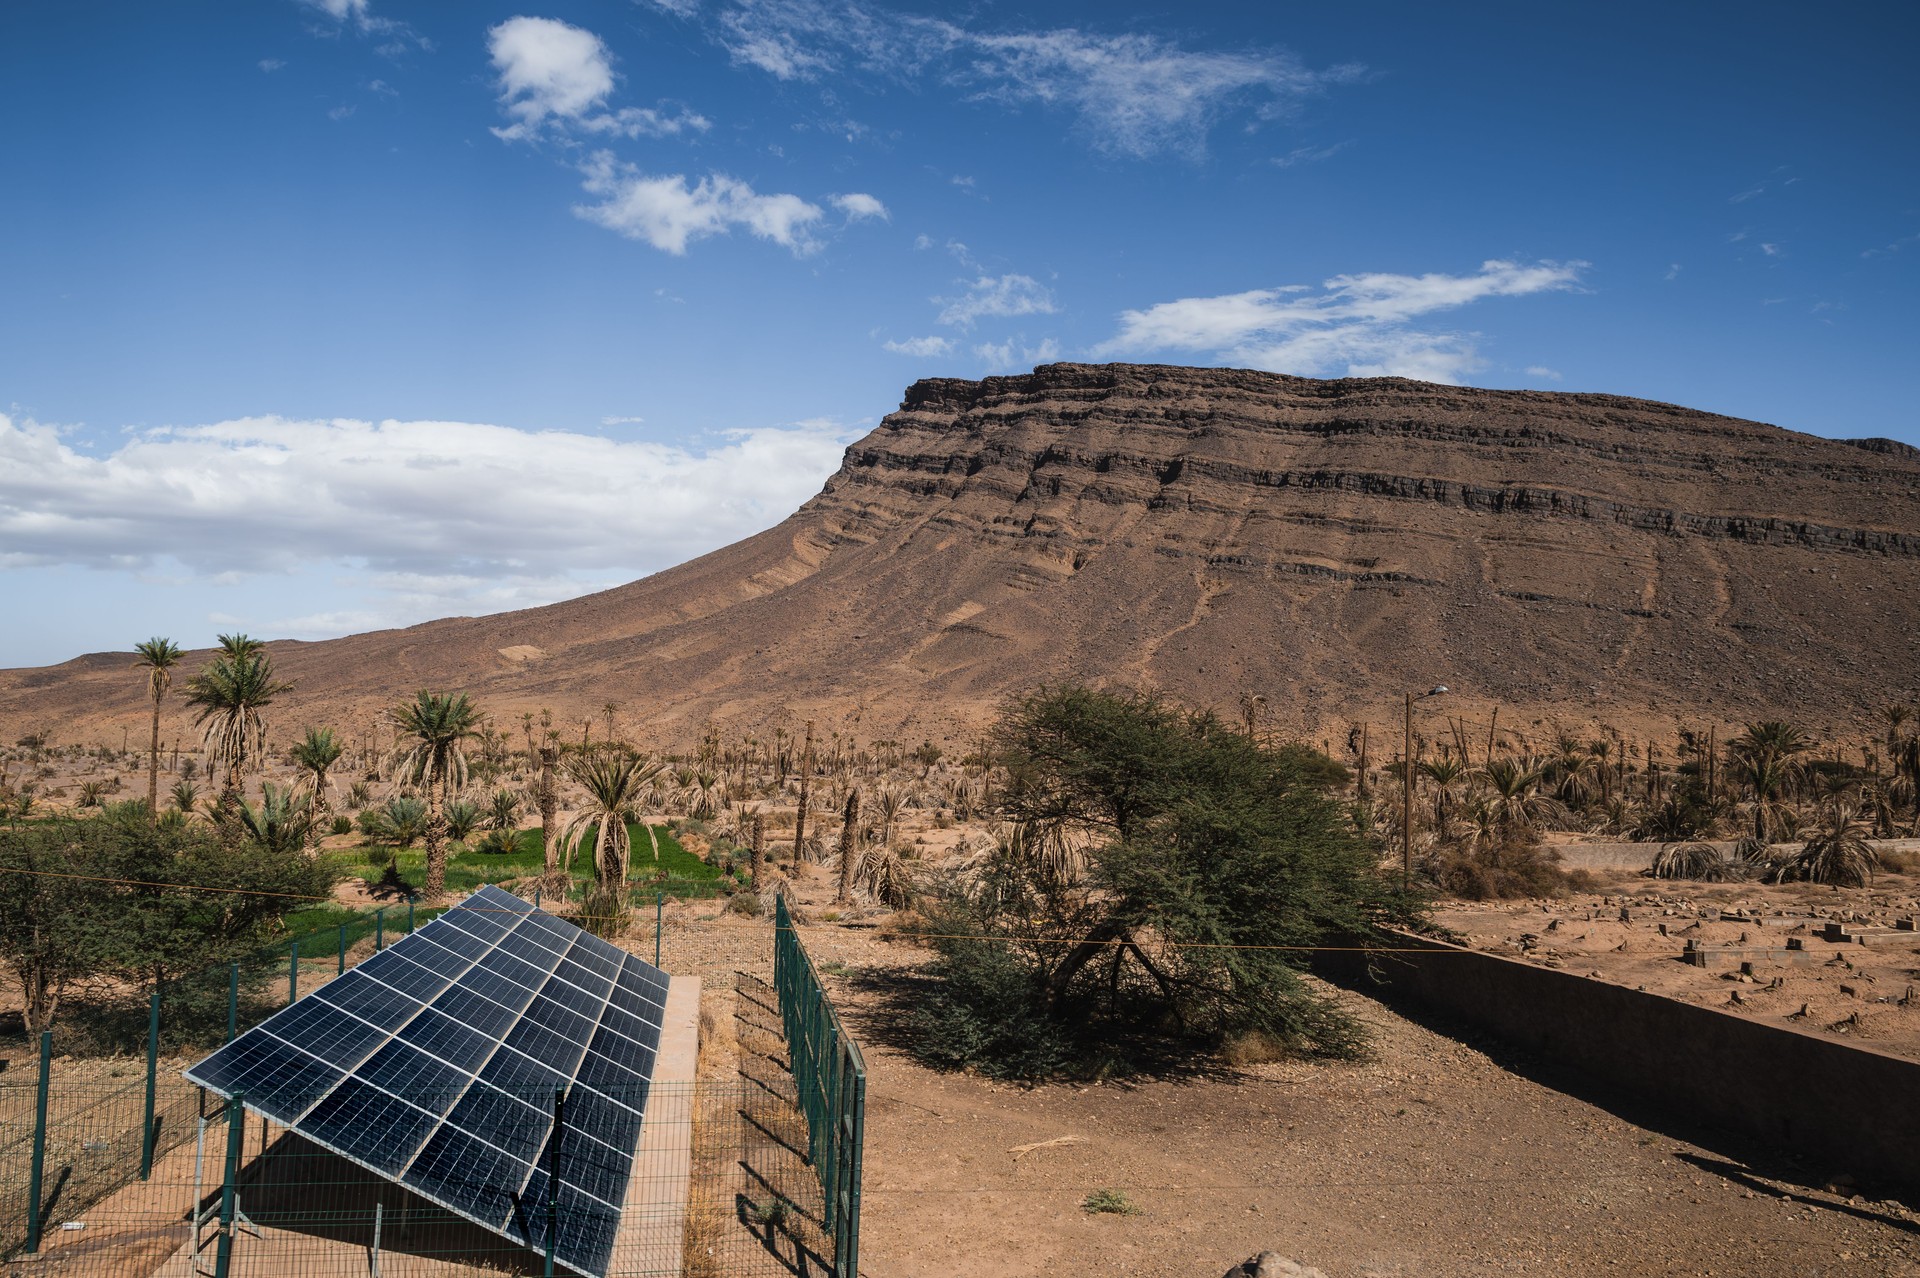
[2,631,1915,1074]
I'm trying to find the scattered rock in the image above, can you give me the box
[1222,1254,1331,1278]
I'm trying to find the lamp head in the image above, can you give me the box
[1426,685,1450,697]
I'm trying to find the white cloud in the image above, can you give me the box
[485,17,710,143]
[832,192,889,221]
[259,58,286,72]
[0,413,852,602]
[488,16,617,139]
[1760,242,1783,257]
[1524,365,1563,381]
[1664,262,1682,280]
[601,415,646,426]
[1097,259,1585,385]
[574,153,825,255]
[936,273,1057,327]
[881,335,953,356]
[327,104,356,121]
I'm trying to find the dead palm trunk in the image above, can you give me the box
[835,787,862,905]
[793,720,814,862]
[750,812,766,891]
[537,740,561,883]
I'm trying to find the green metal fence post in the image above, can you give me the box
[338,923,348,974]
[24,1031,51,1254]
[407,900,415,934]
[214,1094,245,1278]
[534,886,541,909]
[654,892,663,967]
[227,962,239,1043]
[140,986,162,1179]
[375,908,385,952]
[289,938,299,1005]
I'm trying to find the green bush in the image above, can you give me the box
[906,933,1073,1078]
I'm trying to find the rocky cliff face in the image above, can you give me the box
[6,364,1918,749]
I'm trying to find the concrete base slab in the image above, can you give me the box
[610,974,700,1277]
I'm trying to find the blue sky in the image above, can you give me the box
[2,0,1916,667]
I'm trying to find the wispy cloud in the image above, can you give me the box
[1271,140,1351,167]
[0,413,853,609]
[258,58,286,72]
[936,274,1057,327]
[974,336,1062,372]
[1524,365,1563,381]
[1862,231,1919,259]
[881,335,954,356]
[1096,259,1586,384]
[642,0,1362,159]
[1664,263,1682,281]
[298,0,429,56]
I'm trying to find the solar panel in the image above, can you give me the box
[184,883,671,1278]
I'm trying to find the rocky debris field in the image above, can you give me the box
[1436,867,1920,1062]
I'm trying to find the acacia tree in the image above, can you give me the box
[913,685,1401,1077]
[133,638,184,823]
[184,636,292,831]
[389,691,481,900]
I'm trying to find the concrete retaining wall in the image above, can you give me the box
[1318,931,1920,1196]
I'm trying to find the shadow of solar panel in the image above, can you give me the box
[185,883,673,1278]
[511,1173,622,1278]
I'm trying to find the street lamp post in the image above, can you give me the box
[1402,685,1449,889]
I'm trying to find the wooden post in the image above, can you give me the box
[1402,692,1416,889]
[750,813,766,890]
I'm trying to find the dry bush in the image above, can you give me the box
[1426,834,1575,900]
[1220,1030,1292,1067]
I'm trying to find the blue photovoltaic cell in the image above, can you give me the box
[301,1077,440,1176]
[185,884,668,1278]
[313,969,423,1031]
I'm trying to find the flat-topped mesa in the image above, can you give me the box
[4,363,1919,746]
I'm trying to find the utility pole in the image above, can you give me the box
[1402,693,1416,890]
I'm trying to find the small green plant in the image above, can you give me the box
[728,892,764,917]
[330,815,353,836]
[745,1197,790,1229]
[1082,1188,1140,1216]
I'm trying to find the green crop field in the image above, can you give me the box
[324,822,726,900]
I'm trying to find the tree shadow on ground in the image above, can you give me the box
[844,962,1253,1088]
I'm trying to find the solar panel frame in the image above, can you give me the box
[184,883,669,1278]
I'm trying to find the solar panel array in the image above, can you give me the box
[184,883,669,1278]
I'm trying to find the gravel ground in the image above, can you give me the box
[642,869,1920,1278]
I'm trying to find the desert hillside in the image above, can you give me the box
[6,362,1919,753]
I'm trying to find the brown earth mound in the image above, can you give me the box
[6,362,1919,750]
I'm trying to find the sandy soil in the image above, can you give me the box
[1434,868,1920,1063]
[643,865,1920,1278]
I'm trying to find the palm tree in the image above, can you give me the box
[1478,757,1564,843]
[290,727,345,850]
[1729,720,1810,843]
[388,691,482,900]
[185,639,293,829]
[236,782,315,856]
[133,638,184,824]
[486,788,523,833]
[1418,756,1469,843]
[169,778,200,815]
[558,751,668,892]
[1775,803,1877,887]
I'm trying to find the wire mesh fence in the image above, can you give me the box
[771,898,864,1278]
[2,894,865,1277]
[0,1077,834,1278]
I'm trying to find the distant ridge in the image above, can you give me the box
[6,363,1919,750]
